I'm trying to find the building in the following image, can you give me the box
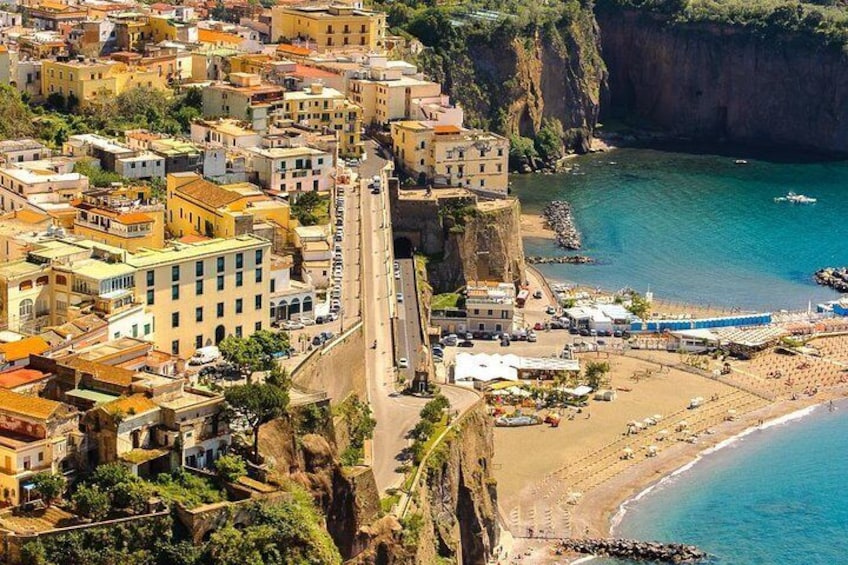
[190,118,263,149]
[64,134,165,180]
[276,82,363,157]
[165,172,293,248]
[126,234,271,356]
[391,122,509,194]
[270,4,385,52]
[0,140,50,165]
[465,281,515,334]
[269,254,313,323]
[72,197,166,252]
[41,57,169,108]
[293,224,331,288]
[348,56,441,125]
[0,388,80,506]
[200,72,286,132]
[0,165,88,213]
[0,209,52,262]
[245,145,333,194]
[148,138,204,174]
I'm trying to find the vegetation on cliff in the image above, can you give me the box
[598,0,848,49]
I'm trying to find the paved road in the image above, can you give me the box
[395,258,422,384]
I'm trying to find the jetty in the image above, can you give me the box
[558,538,707,563]
[542,200,582,250]
[814,267,848,293]
[526,255,594,265]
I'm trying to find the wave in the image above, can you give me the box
[609,403,821,535]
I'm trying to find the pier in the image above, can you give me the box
[526,255,594,265]
[814,267,848,293]
[557,538,707,563]
[542,200,582,250]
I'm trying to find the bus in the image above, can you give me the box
[516,289,529,308]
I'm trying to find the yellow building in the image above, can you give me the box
[127,235,271,356]
[391,121,509,194]
[73,201,166,252]
[165,172,293,248]
[41,58,169,108]
[279,83,363,157]
[350,75,441,126]
[270,4,385,52]
[0,389,80,506]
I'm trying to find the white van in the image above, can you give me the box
[189,346,220,365]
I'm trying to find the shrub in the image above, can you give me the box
[214,454,247,483]
[72,484,110,520]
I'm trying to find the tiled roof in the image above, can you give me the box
[176,178,242,209]
[102,394,158,417]
[0,389,62,420]
[198,29,242,45]
[0,337,50,362]
[13,209,50,224]
[64,358,135,387]
[277,44,310,56]
[116,212,154,225]
[0,369,47,389]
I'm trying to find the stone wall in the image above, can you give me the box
[291,323,367,404]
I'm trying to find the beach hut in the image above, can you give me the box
[621,447,634,460]
[656,429,669,441]
[646,445,658,457]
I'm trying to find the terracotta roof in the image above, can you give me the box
[198,29,242,45]
[0,388,62,420]
[176,178,242,209]
[293,64,335,78]
[64,357,135,387]
[0,337,50,363]
[277,44,310,56]
[150,2,174,10]
[0,369,47,389]
[102,394,158,417]
[14,209,50,224]
[433,125,461,134]
[178,234,210,243]
[116,212,154,225]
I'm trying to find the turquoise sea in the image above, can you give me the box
[512,148,848,311]
[595,403,848,565]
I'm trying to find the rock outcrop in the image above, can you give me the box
[598,8,848,153]
[418,10,607,154]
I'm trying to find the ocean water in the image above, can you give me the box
[596,403,848,565]
[512,148,848,310]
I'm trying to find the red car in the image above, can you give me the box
[534,322,544,331]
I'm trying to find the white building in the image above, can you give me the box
[245,145,333,194]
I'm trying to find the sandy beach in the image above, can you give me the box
[521,213,556,240]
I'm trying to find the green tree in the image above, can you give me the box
[224,384,289,461]
[627,293,651,319]
[87,462,139,490]
[72,484,110,520]
[73,158,125,188]
[534,117,565,162]
[219,335,264,382]
[0,85,36,139]
[419,394,450,423]
[30,472,65,507]
[112,480,149,513]
[214,454,247,483]
[583,360,611,390]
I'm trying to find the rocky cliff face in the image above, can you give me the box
[428,199,527,293]
[598,9,848,153]
[420,11,606,152]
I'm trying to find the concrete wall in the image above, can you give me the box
[291,322,367,404]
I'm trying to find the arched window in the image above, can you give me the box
[18,280,32,291]
[36,276,49,287]
[19,299,33,321]
[303,296,313,312]
[55,275,67,286]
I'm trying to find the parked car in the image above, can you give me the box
[550,320,567,330]
[299,317,316,326]
[458,340,474,348]
[500,338,511,347]
[546,306,557,315]
[312,334,326,346]
[398,358,409,369]
[533,290,543,299]
[282,320,305,331]
[579,328,590,336]
[534,322,544,331]
[394,271,401,280]
[527,331,537,343]
[189,346,220,365]
[396,293,403,303]
[613,330,623,338]
[464,332,474,340]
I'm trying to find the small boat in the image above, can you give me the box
[734,159,748,165]
[774,192,817,204]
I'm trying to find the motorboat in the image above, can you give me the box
[734,159,748,165]
[774,192,817,204]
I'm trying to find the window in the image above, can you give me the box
[172,312,180,328]
[19,299,33,321]
[236,272,243,287]
[235,326,242,338]
[270,279,276,293]
[56,274,67,286]
[144,323,151,335]
[171,265,180,282]
[196,280,204,295]
[235,253,243,269]
[255,268,263,283]
[217,275,224,291]
[146,270,154,285]
[255,322,262,332]
[195,261,204,277]
[255,249,263,264]
[172,284,179,300]
[217,256,225,273]
[195,307,203,322]
[196,335,203,349]
[487,309,493,316]
[255,294,262,310]
[479,164,485,173]
[146,289,154,305]
[235,299,243,314]
[171,340,179,355]
[217,302,224,317]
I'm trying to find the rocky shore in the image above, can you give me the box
[814,267,848,293]
[542,201,582,250]
[558,538,707,563]
[527,255,594,265]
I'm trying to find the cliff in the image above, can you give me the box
[597,8,848,153]
[415,10,606,153]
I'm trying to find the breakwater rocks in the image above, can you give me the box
[542,201,582,250]
[559,538,707,563]
[814,267,848,293]
[527,255,594,265]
